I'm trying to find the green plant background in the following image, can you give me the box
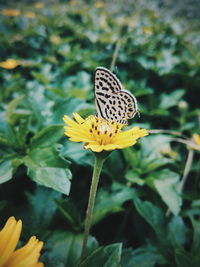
[0,0,200,266]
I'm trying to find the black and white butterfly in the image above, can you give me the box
[94,67,138,124]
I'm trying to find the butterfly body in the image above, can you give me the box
[94,67,138,124]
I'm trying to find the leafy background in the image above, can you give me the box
[0,0,200,266]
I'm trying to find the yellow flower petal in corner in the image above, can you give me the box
[5,236,44,267]
[63,113,148,152]
[0,59,19,69]
[0,217,22,266]
[0,217,44,267]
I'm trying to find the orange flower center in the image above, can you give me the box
[88,117,123,145]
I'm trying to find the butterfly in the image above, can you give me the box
[94,67,138,124]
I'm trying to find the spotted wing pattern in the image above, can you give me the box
[94,67,137,124]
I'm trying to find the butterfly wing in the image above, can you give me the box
[94,67,122,120]
[94,67,138,124]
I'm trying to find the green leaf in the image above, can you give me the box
[104,151,125,180]
[190,216,200,254]
[42,231,98,267]
[25,146,70,168]
[80,243,122,267]
[93,183,137,225]
[175,250,194,267]
[55,198,82,230]
[29,125,64,149]
[134,198,166,239]
[0,158,22,184]
[28,166,71,195]
[31,71,50,85]
[121,246,166,267]
[17,117,30,148]
[146,169,182,215]
[6,96,24,125]
[125,170,145,186]
[60,141,93,166]
[52,98,93,124]
[0,160,13,184]
[159,90,185,109]
[168,216,188,248]
[25,186,61,236]
[24,147,71,195]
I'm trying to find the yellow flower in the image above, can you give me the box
[34,2,44,9]
[143,26,153,35]
[0,216,44,267]
[0,59,19,69]
[1,9,20,16]
[24,11,36,18]
[63,113,148,152]
[49,35,62,45]
[193,133,200,146]
[95,1,104,8]
[69,0,77,5]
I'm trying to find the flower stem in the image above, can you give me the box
[79,153,106,263]
[178,149,194,192]
[110,38,121,72]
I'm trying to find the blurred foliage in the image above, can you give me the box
[0,0,200,266]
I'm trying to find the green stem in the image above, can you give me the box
[110,38,121,72]
[79,153,106,263]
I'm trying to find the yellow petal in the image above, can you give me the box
[5,236,44,267]
[84,143,121,152]
[34,263,44,267]
[0,217,22,266]
[24,11,36,18]
[64,127,92,140]
[63,113,148,152]
[34,2,44,8]
[114,128,148,145]
[193,133,200,146]
[73,113,85,124]
[63,115,79,128]
[0,59,19,69]
[1,9,20,16]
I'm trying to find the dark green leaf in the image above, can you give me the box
[121,246,166,267]
[93,183,137,225]
[28,166,71,195]
[159,90,185,109]
[29,125,64,149]
[24,147,71,195]
[0,160,13,184]
[168,216,188,248]
[146,169,182,215]
[134,198,166,239]
[42,231,98,267]
[80,243,122,267]
[25,186,61,235]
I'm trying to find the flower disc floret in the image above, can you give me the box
[63,113,148,152]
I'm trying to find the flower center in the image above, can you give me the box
[89,117,123,145]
